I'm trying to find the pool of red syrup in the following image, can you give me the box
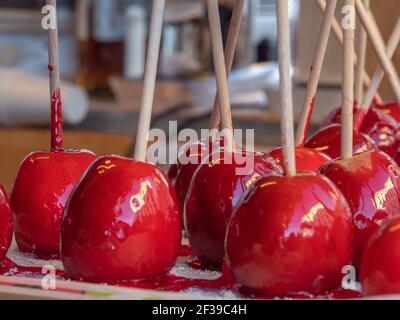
[0,245,361,299]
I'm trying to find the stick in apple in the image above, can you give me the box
[315,0,382,104]
[46,0,63,151]
[134,0,166,162]
[276,0,296,176]
[295,0,338,147]
[209,0,246,130]
[355,0,400,103]
[206,0,234,152]
[354,17,400,131]
[354,0,369,105]
[341,0,355,160]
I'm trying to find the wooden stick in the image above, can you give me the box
[355,0,400,103]
[276,0,296,176]
[206,0,234,151]
[209,0,246,130]
[361,18,400,110]
[134,0,165,162]
[354,17,400,132]
[45,0,63,151]
[315,0,382,103]
[341,0,355,160]
[354,0,369,104]
[46,0,60,98]
[295,0,337,146]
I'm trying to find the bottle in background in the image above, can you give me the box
[76,0,125,95]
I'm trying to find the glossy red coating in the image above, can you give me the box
[269,146,331,172]
[184,150,283,265]
[61,156,182,282]
[322,106,398,132]
[51,89,64,151]
[10,149,96,258]
[375,101,400,123]
[168,138,223,209]
[321,107,398,157]
[319,149,400,264]
[367,122,399,157]
[305,124,375,159]
[360,216,400,296]
[0,185,13,262]
[225,173,353,296]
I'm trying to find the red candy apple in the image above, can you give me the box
[225,173,353,296]
[367,122,399,157]
[360,216,400,296]
[0,185,13,262]
[61,156,182,282]
[10,150,96,258]
[168,137,224,208]
[322,106,398,132]
[269,146,331,172]
[375,101,400,123]
[320,107,398,157]
[305,124,375,159]
[319,149,400,264]
[184,150,282,265]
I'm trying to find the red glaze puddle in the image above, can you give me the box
[0,246,361,299]
[0,257,66,278]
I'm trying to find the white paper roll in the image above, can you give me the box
[0,68,89,126]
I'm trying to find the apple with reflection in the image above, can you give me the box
[61,155,182,282]
[375,101,400,123]
[305,124,375,159]
[184,150,282,265]
[269,146,331,172]
[319,149,400,264]
[360,216,400,296]
[10,149,95,258]
[168,137,224,208]
[225,173,353,296]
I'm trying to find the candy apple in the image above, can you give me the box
[184,150,283,265]
[10,150,96,258]
[305,124,375,159]
[360,216,400,296]
[375,101,400,123]
[168,137,225,208]
[320,107,398,157]
[319,149,400,264]
[61,155,182,282]
[367,122,399,157]
[225,173,353,296]
[269,146,331,172]
[0,185,13,262]
[322,106,397,132]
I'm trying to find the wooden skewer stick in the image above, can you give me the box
[134,0,165,162]
[295,0,338,147]
[276,0,296,176]
[355,0,400,103]
[315,0,382,104]
[354,17,400,132]
[209,0,246,130]
[45,0,63,151]
[361,18,400,110]
[206,0,234,152]
[46,0,60,100]
[341,0,355,160]
[354,0,369,104]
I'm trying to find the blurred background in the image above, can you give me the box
[0,0,399,190]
